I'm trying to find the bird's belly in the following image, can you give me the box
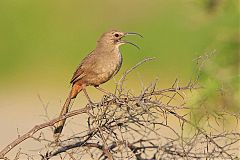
[86,57,122,86]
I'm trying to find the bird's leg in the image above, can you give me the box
[82,89,96,117]
[83,88,95,105]
[95,86,113,95]
[94,86,117,100]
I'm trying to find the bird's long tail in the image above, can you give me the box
[53,91,73,141]
[53,84,82,141]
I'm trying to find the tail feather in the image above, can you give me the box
[53,92,73,141]
[53,84,83,141]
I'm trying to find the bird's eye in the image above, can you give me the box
[114,33,119,37]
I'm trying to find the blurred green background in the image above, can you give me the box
[0,0,239,149]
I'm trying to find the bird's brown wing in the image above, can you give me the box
[70,68,86,84]
[70,50,96,84]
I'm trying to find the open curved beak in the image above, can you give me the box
[119,32,143,50]
[120,40,140,50]
[125,32,144,38]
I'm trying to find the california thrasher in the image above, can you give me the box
[54,30,142,140]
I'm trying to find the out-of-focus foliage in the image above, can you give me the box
[189,0,239,124]
[190,49,239,126]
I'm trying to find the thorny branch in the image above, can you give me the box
[0,57,239,160]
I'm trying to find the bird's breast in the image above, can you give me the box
[83,48,123,86]
[100,50,122,72]
[95,49,122,80]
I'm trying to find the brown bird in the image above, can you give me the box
[54,30,142,140]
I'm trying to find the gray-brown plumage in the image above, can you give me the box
[54,30,142,140]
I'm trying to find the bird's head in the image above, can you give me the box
[97,30,143,49]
